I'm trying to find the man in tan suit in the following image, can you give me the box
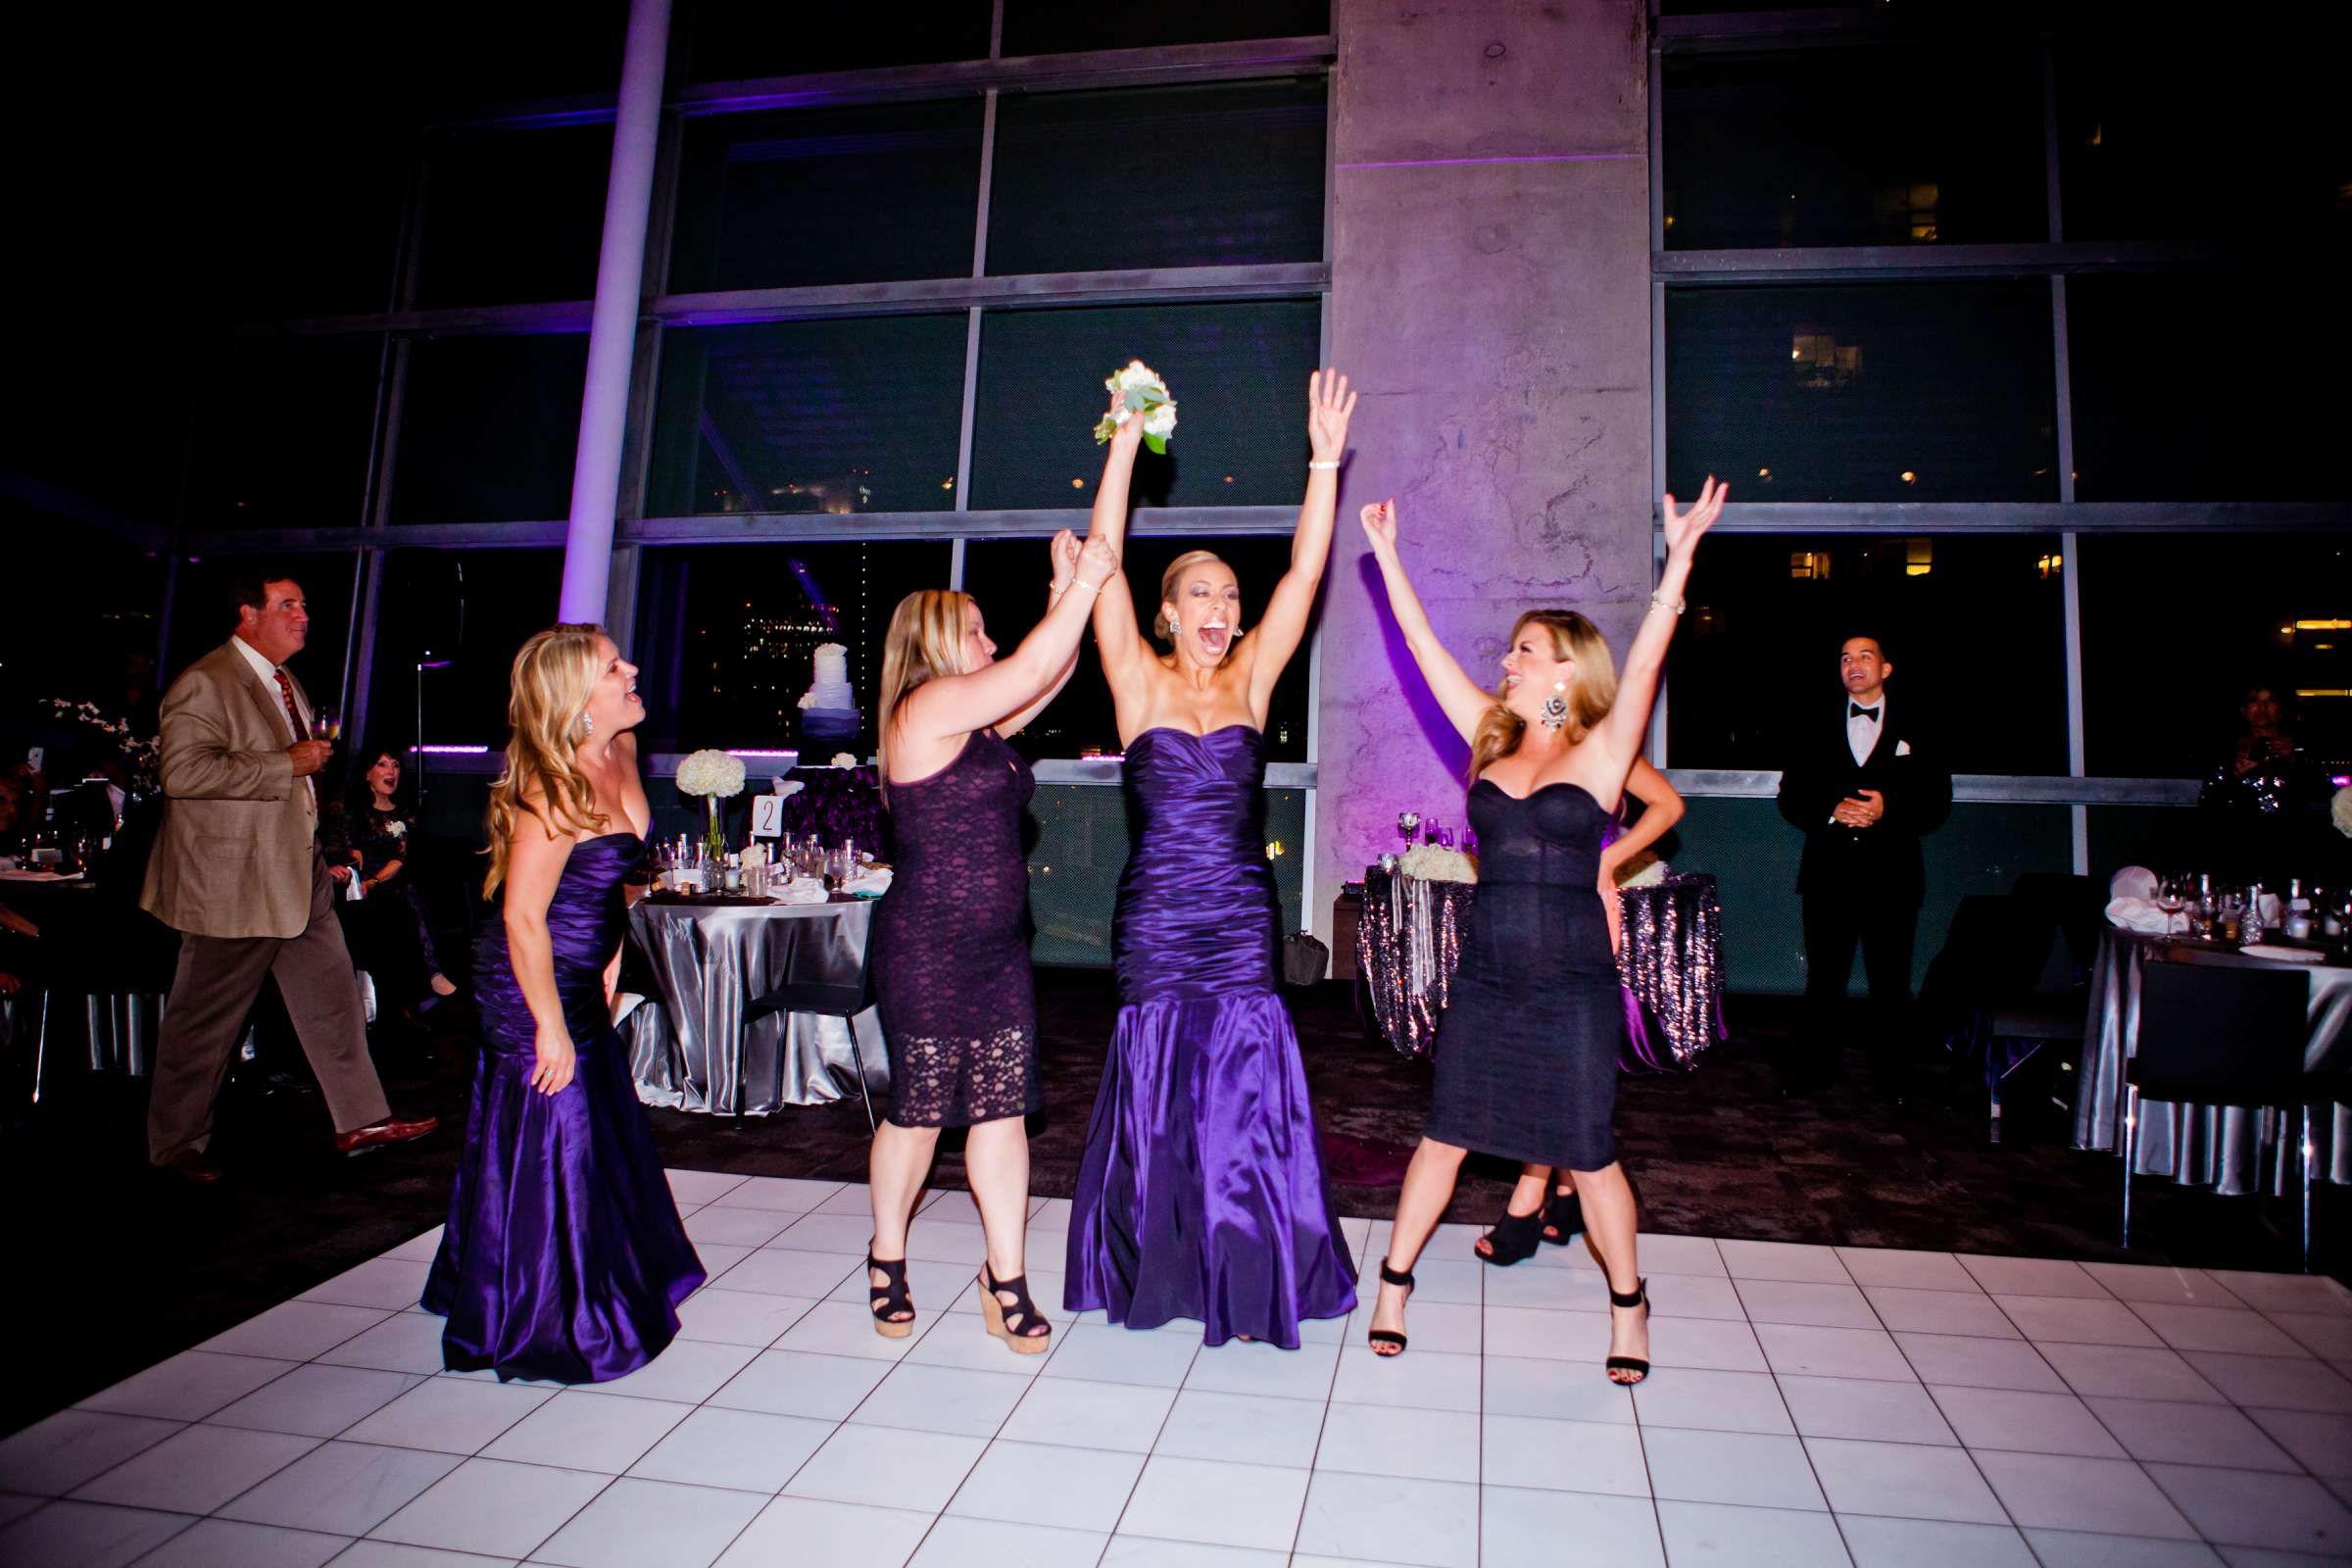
[142,569,436,1181]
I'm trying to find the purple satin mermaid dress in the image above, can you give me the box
[423,832,705,1382]
[1065,726,1357,1347]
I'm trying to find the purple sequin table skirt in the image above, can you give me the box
[1356,867,1727,1070]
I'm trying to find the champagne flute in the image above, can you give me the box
[311,706,342,744]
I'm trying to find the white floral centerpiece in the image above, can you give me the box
[1400,844,1477,884]
[676,749,747,860]
[2333,784,2352,839]
[1093,360,1178,455]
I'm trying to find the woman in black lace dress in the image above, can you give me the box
[327,749,456,1022]
[864,434,1129,1356]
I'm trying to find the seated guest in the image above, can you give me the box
[325,747,458,1024]
[2198,684,2326,886]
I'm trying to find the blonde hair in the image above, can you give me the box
[1468,610,1619,783]
[1154,549,1234,645]
[876,589,973,800]
[482,624,612,896]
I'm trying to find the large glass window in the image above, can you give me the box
[684,3,994,82]
[667,100,986,294]
[0,516,165,772]
[1001,0,1329,56]
[958,535,1315,763]
[1665,533,2071,776]
[367,549,564,752]
[225,136,408,318]
[2077,533,2352,780]
[415,125,614,308]
[1665,282,2057,502]
[163,555,361,718]
[630,542,954,753]
[986,79,1326,276]
[1661,42,2046,251]
[970,299,1322,511]
[2068,271,2347,503]
[390,334,589,524]
[184,340,384,532]
[648,316,968,517]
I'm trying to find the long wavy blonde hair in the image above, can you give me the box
[482,624,612,895]
[876,590,973,801]
[1468,610,1619,783]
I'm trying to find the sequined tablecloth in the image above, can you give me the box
[2071,929,2351,1196]
[1356,866,1726,1069]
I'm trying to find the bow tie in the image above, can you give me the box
[1849,704,1880,722]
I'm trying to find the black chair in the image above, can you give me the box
[1926,895,2086,1142]
[742,937,882,1129]
[2123,960,2325,1269]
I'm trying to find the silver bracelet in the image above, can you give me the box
[1647,593,1685,615]
[1307,459,1341,471]
[1067,577,1104,596]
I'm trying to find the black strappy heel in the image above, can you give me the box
[1476,1204,1544,1267]
[978,1263,1053,1354]
[1367,1258,1415,1357]
[867,1252,914,1339]
[1541,1188,1586,1247]
[1606,1277,1652,1385]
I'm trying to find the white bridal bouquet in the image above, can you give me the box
[675,750,747,799]
[1400,844,1477,884]
[1094,360,1178,454]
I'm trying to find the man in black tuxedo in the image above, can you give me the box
[1775,634,1952,1098]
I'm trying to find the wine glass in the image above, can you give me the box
[2154,874,2186,935]
[311,706,342,744]
[1397,811,1420,848]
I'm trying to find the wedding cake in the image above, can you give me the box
[797,642,860,742]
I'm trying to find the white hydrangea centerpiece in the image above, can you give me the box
[676,749,747,862]
[1093,360,1178,455]
[2333,784,2352,839]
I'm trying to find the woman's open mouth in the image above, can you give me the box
[1198,622,1230,656]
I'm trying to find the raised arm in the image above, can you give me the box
[1593,479,1725,772]
[1087,401,1151,681]
[502,804,580,1096]
[898,533,1120,750]
[1246,368,1356,712]
[1001,530,1087,740]
[1360,498,1491,744]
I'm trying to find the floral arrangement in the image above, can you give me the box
[675,750,747,799]
[1093,361,1178,455]
[45,699,161,785]
[1400,844,1477,883]
[2333,784,2352,839]
[829,753,858,769]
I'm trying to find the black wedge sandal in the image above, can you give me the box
[1475,1204,1544,1267]
[978,1263,1053,1355]
[1540,1188,1586,1247]
[867,1253,915,1339]
[1367,1258,1416,1357]
[1605,1277,1652,1385]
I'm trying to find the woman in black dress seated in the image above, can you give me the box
[2198,684,2327,886]
[327,748,457,1022]
[1357,481,1721,1383]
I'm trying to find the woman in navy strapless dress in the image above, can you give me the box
[1066,369,1360,1348]
[1356,484,1722,1384]
[423,626,704,1383]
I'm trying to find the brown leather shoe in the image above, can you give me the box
[334,1114,439,1155]
[158,1151,222,1185]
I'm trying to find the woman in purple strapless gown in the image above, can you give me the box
[1066,369,1360,1348]
[423,626,703,1383]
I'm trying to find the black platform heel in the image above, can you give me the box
[1475,1204,1544,1267]
[1368,1258,1416,1357]
[867,1252,915,1339]
[978,1263,1053,1355]
[1541,1189,1586,1247]
[1605,1277,1651,1385]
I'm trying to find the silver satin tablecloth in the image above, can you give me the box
[2072,929,2352,1196]
[622,898,890,1116]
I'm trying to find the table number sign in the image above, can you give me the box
[750,794,786,840]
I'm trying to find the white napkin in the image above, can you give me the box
[2239,943,2325,964]
[2109,865,2158,902]
[843,867,894,897]
[2104,897,2174,934]
[774,877,829,906]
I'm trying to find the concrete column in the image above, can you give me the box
[1316,0,1653,940]
[558,0,672,623]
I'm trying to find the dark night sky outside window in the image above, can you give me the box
[392,335,589,524]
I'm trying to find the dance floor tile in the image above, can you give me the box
[664,1171,750,1207]
[1152,1389,1323,1468]
[379,1226,446,1263]
[1654,1498,1852,1567]
[25,1169,2351,1568]
[914,1188,986,1225]
[75,1349,299,1423]
[1628,1366,1794,1436]
[0,1498,199,1568]
[1836,1513,2037,1568]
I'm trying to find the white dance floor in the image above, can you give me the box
[5,1168,2350,1567]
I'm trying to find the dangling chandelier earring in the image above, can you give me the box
[1541,680,1570,733]
[581,711,596,736]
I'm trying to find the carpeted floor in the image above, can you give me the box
[7,967,2339,1438]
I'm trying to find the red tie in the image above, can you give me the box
[271,669,307,740]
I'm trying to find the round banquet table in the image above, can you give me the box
[622,895,891,1116]
[1355,864,1726,1069]
[2071,928,2352,1196]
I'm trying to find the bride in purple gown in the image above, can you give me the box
[1065,369,1359,1348]
[423,625,704,1382]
